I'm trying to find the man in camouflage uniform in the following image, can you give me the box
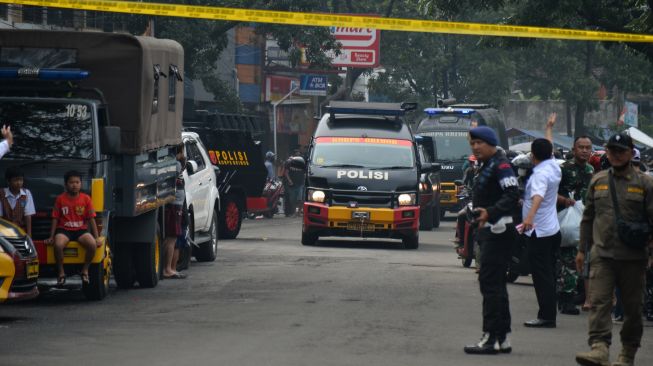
[556,135,594,315]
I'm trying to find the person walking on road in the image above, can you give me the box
[575,132,653,366]
[522,138,562,328]
[463,126,520,355]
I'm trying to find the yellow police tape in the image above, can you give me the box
[2,0,653,43]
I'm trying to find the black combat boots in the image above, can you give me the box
[464,333,499,355]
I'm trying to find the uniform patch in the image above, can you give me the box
[627,186,644,194]
[595,184,608,191]
[499,176,518,189]
[498,163,511,170]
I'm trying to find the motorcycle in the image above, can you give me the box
[262,177,284,218]
[454,185,479,268]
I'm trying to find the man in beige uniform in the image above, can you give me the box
[575,132,653,366]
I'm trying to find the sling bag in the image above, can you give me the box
[608,171,651,249]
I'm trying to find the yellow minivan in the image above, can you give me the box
[0,218,38,303]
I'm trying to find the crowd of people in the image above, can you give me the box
[462,115,653,366]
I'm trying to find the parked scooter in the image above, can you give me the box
[262,178,284,218]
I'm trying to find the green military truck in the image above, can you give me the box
[0,30,184,297]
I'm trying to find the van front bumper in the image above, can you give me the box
[303,202,419,239]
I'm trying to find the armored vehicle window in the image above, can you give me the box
[419,131,471,161]
[0,100,93,160]
[311,137,415,169]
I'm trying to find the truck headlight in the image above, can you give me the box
[398,193,416,206]
[308,189,326,203]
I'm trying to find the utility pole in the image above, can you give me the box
[272,86,299,157]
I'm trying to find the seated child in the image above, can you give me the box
[0,166,35,237]
[45,170,100,286]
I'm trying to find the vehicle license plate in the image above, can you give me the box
[351,211,370,220]
[26,261,39,279]
[347,222,375,231]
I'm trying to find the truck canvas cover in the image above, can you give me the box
[0,30,184,154]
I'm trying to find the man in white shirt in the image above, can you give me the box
[0,166,36,237]
[0,125,13,159]
[521,138,562,328]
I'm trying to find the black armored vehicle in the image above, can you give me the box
[416,104,508,218]
[301,102,440,249]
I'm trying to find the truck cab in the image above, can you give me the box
[416,104,508,217]
[0,30,184,299]
[302,102,440,249]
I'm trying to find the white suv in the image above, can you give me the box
[181,132,220,264]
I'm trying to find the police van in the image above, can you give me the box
[416,104,508,217]
[301,102,440,249]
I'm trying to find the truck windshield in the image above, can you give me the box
[312,137,415,169]
[419,131,471,160]
[0,100,93,160]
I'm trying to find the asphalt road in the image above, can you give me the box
[1,216,652,366]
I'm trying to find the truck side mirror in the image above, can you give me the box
[186,160,198,175]
[100,126,121,155]
[421,162,441,173]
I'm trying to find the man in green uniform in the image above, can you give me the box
[575,132,653,366]
[556,135,594,315]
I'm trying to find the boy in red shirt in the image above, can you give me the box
[45,170,100,286]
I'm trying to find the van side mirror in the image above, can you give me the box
[421,162,441,173]
[100,126,121,155]
[186,160,198,175]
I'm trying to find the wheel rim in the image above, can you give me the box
[226,201,239,231]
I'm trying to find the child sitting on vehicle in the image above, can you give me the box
[45,170,100,286]
[0,166,36,237]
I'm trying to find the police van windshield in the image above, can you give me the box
[419,131,471,161]
[312,137,415,169]
[0,99,94,160]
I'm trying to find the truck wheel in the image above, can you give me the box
[419,207,434,231]
[432,205,441,229]
[135,229,161,288]
[113,243,135,289]
[82,261,110,301]
[195,210,218,262]
[403,233,419,249]
[219,194,242,239]
[301,230,318,246]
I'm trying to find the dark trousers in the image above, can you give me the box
[526,231,561,322]
[478,226,514,336]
